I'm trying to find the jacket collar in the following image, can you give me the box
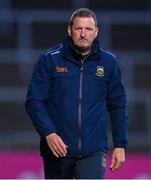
[62,36,101,64]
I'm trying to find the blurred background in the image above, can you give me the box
[0,0,151,179]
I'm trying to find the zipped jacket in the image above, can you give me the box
[25,36,128,157]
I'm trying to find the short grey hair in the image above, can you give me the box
[69,8,98,27]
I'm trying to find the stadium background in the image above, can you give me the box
[0,0,151,178]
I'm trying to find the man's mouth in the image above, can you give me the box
[79,39,88,42]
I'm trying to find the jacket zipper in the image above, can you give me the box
[78,56,88,156]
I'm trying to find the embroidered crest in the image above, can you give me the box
[96,66,104,77]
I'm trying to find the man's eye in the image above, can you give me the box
[86,28,93,31]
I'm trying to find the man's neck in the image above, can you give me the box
[81,50,91,56]
[74,47,91,57]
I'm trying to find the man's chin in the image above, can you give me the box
[75,45,90,53]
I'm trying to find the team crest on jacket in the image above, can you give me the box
[96,66,104,77]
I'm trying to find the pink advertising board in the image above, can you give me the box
[0,151,151,179]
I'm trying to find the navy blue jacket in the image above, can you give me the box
[25,36,128,157]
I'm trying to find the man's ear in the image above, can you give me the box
[67,26,71,37]
[95,28,99,38]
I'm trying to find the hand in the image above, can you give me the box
[110,148,125,172]
[46,133,68,157]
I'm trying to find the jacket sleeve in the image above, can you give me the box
[107,58,128,148]
[25,54,56,138]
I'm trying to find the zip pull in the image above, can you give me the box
[81,59,84,64]
[81,54,89,65]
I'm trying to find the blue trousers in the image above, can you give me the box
[43,151,106,179]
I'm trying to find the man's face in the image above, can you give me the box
[68,16,98,54]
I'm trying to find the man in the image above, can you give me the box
[25,8,128,179]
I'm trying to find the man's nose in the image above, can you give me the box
[80,29,86,38]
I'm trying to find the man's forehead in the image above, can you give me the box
[72,17,96,26]
[73,16,95,21]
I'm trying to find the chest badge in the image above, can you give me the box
[56,66,68,73]
[96,66,104,77]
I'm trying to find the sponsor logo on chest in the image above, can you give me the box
[56,66,68,73]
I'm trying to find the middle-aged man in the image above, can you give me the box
[25,8,128,179]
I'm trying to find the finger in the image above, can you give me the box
[51,142,65,157]
[111,163,118,171]
[50,146,59,157]
[110,157,116,170]
[57,138,68,154]
[52,140,67,157]
[111,165,119,171]
[53,136,68,156]
[47,134,68,157]
[116,160,124,169]
[111,160,123,171]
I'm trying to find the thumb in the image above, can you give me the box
[110,156,115,170]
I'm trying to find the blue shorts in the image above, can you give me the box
[43,151,106,179]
